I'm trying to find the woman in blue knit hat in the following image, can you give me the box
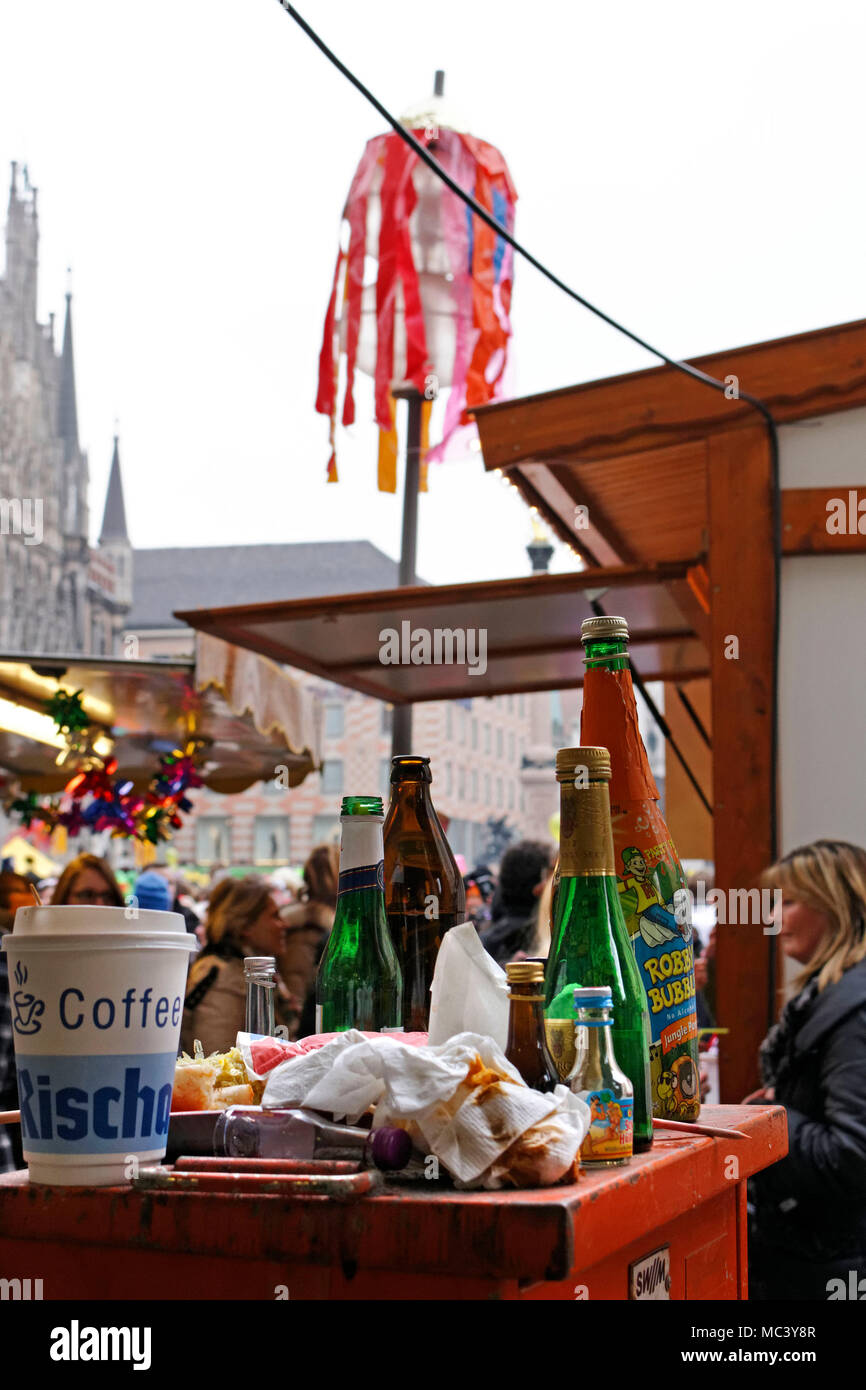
[130,869,173,913]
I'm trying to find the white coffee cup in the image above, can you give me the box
[2,905,196,1186]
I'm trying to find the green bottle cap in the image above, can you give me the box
[340,796,384,817]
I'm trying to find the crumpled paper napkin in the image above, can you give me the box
[427,921,510,1049]
[262,1030,589,1188]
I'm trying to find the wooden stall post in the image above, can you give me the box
[707,424,777,1101]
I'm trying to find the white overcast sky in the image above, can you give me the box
[2,0,865,586]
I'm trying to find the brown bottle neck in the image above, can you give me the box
[558,778,616,877]
[384,780,445,839]
[506,983,548,1049]
[389,779,434,810]
[580,662,659,805]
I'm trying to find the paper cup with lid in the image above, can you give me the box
[2,904,196,1186]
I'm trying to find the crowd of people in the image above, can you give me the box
[0,835,864,1300]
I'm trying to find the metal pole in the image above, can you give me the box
[391,388,423,759]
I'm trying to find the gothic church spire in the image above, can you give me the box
[58,287,79,453]
[99,434,129,543]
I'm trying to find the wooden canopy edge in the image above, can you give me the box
[473,317,866,467]
[174,560,695,631]
[508,467,866,569]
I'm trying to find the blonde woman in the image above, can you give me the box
[748,839,866,1301]
[181,876,287,1055]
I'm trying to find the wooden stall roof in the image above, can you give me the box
[176,563,708,706]
[472,316,866,572]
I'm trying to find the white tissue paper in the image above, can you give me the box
[262,1029,590,1189]
[427,921,510,1049]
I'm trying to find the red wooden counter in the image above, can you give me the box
[0,1104,785,1301]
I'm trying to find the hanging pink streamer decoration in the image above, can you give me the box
[375,137,425,426]
[341,136,383,428]
[315,121,517,476]
[316,245,345,420]
[426,130,477,463]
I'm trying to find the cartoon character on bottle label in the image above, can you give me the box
[617,846,689,948]
[580,1089,633,1161]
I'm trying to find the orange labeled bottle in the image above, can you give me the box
[579,615,700,1121]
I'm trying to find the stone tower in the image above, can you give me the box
[57,288,92,648]
[0,162,131,653]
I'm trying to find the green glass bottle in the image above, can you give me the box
[315,796,403,1033]
[544,746,654,1152]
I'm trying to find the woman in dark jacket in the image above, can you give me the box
[480,841,552,965]
[748,839,866,1300]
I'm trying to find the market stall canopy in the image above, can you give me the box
[471,316,866,613]
[0,636,321,794]
[175,563,707,705]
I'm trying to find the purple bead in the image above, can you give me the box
[369,1126,412,1171]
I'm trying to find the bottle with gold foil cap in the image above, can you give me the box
[504,960,560,1093]
[543,747,654,1151]
[580,616,701,1122]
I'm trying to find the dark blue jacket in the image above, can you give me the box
[749,957,866,1299]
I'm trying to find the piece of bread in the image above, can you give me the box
[172,1058,219,1112]
[172,1044,263,1112]
[213,1084,254,1108]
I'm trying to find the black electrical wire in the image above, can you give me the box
[275,1,783,884]
[588,597,713,816]
[676,686,713,751]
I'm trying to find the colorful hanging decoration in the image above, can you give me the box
[45,688,90,736]
[317,123,517,485]
[2,689,205,845]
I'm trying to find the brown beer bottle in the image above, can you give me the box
[383,755,466,1031]
[505,961,560,1092]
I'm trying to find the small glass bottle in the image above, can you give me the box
[214,1107,413,1171]
[504,961,560,1093]
[569,986,634,1168]
[244,956,276,1036]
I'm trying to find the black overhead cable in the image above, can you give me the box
[676,686,713,751]
[275,2,781,869]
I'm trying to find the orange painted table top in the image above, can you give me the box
[0,1104,786,1300]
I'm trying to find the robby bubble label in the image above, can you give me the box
[611,806,700,1122]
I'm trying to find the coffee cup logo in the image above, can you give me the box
[12,962,45,1036]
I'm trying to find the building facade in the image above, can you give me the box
[0,162,130,655]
